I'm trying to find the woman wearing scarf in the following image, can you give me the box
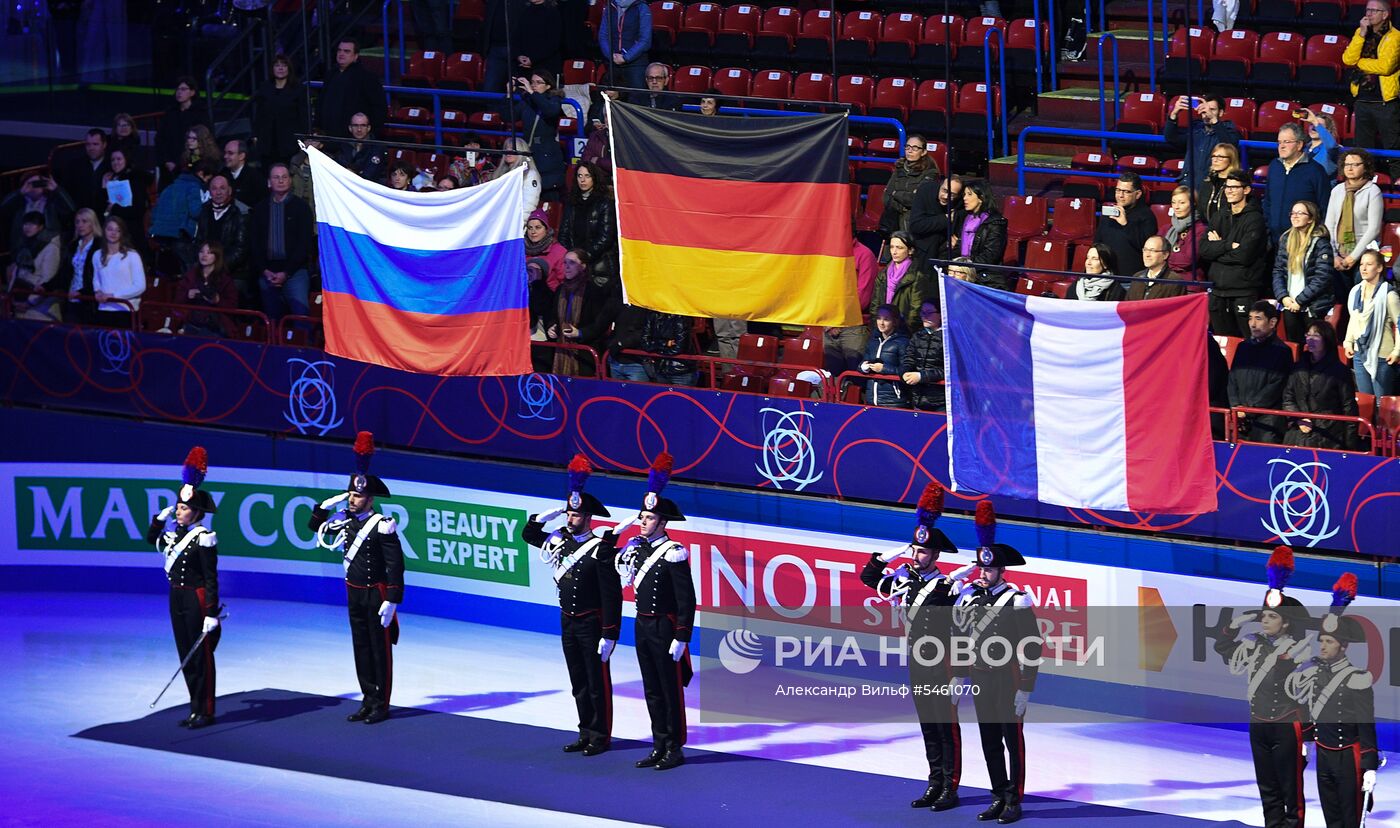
[869,231,929,329]
[1283,320,1358,450]
[945,181,1009,290]
[1325,148,1384,299]
[548,248,621,377]
[1074,243,1124,301]
[176,241,238,337]
[525,209,568,289]
[1343,249,1400,396]
[1161,186,1208,280]
[7,211,64,321]
[1272,200,1338,343]
[1196,143,1241,226]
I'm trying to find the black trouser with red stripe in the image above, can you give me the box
[1317,744,1364,828]
[635,614,687,751]
[562,611,612,742]
[347,584,394,711]
[912,662,961,793]
[970,668,1025,806]
[1250,720,1306,828]
[169,587,218,716]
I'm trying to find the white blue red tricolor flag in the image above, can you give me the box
[941,276,1217,514]
[307,144,529,376]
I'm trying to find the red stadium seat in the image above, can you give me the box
[712,67,752,97]
[1151,202,1171,225]
[1164,26,1214,82]
[921,14,964,44]
[955,81,999,115]
[836,74,874,112]
[673,65,713,93]
[768,377,815,398]
[1211,29,1258,70]
[1315,101,1352,140]
[882,12,923,44]
[651,0,683,33]
[738,333,779,364]
[1003,195,1048,243]
[793,71,834,102]
[759,5,800,39]
[867,137,900,157]
[400,51,445,86]
[842,9,882,41]
[439,52,483,90]
[914,79,955,112]
[561,59,597,87]
[751,69,793,99]
[962,15,1006,47]
[681,2,721,34]
[1022,238,1069,276]
[1048,196,1097,243]
[1223,97,1257,139]
[923,140,947,176]
[779,335,824,369]
[721,373,766,393]
[1119,92,1166,130]
[870,76,915,120]
[1257,31,1303,71]
[1006,16,1047,51]
[856,183,885,230]
[1300,33,1346,87]
[1256,100,1301,135]
[1118,154,1160,176]
[800,8,836,39]
[721,3,761,37]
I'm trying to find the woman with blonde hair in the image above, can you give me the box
[1271,200,1336,343]
[1196,142,1240,225]
[490,137,542,224]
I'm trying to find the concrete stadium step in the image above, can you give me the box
[989,152,1074,196]
[1035,87,1121,123]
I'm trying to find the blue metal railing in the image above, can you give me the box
[1015,127,1168,193]
[1096,33,1121,154]
[382,0,409,89]
[678,104,907,150]
[983,27,1010,160]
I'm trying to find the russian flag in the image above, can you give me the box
[307,145,530,376]
[942,276,1217,514]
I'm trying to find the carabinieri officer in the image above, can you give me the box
[146,446,221,728]
[616,452,695,771]
[523,454,626,756]
[308,431,405,725]
[859,482,962,812]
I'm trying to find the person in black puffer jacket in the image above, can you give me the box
[1199,170,1269,338]
[901,298,946,412]
[560,162,617,277]
[641,308,698,386]
[1283,320,1358,450]
[879,135,940,236]
[1271,200,1337,344]
[944,180,1009,290]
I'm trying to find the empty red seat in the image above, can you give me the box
[837,74,874,112]
[760,5,800,39]
[922,14,964,45]
[721,3,761,36]
[1256,99,1301,134]
[962,15,1006,47]
[1048,197,1097,243]
[651,0,683,33]
[842,9,883,41]
[882,11,922,43]
[870,76,914,120]
[1119,92,1166,130]
[793,71,834,102]
[400,51,445,86]
[800,8,836,39]
[1004,195,1049,243]
[561,59,597,86]
[1022,238,1069,275]
[673,65,713,93]
[712,66,751,97]
[439,52,482,90]
[751,69,793,99]
[914,79,955,112]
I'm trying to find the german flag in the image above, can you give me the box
[608,101,863,327]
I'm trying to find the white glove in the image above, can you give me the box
[614,513,642,532]
[1363,769,1377,792]
[157,505,175,521]
[949,562,979,583]
[598,638,616,662]
[878,544,910,563]
[1301,743,1309,760]
[950,677,971,707]
[319,491,350,510]
[1230,609,1259,630]
[378,601,397,628]
[202,616,219,634]
[1014,689,1030,718]
[669,640,687,661]
[537,506,566,523]
[1285,634,1312,661]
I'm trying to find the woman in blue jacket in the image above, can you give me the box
[1272,200,1338,344]
[859,304,910,407]
[516,72,566,200]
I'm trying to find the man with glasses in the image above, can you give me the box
[1094,172,1157,276]
[1344,0,1400,174]
[1164,94,1241,188]
[1262,123,1332,243]
[1200,170,1269,337]
[1125,236,1186,300]
[636,63,679,110]
[336,114,386,183]
[880,135,940,237]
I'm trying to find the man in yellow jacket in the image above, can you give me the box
[1345,0,1400,174]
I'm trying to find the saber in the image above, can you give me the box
[150,606,227,708]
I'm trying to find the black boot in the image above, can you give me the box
[911,783,940,808]
[563,737,589,753]
[179,713,198,728]
[977,800,1006,821]
[363,707,391,724]
[635,747,664,768]
[932,786,960,811]
[654,747,686,770]
[996,803,1022,824]
[346,706,371,722]
[582,739,611,756]
[186,714,214,729]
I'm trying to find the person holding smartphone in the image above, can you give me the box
[1164,94,1241,188]
[1093,172,1157,277]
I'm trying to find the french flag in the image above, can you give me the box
[941,276,1217,514]
[307,144,530,376]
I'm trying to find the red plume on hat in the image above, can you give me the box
[1331,572,1358,611]
[1266,546,1294,592]
[182,447,208,489]
[567,453,593,493]
[974,500,996,547]
[647,451,673,494]
[914,482,944,527]
[353,431,375,475]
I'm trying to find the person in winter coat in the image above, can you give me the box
[193,174,250,305]
[1283,320,1358,450]
[907,175,963,270]
[6,211,64,321]
[559,162,616,277]
[154,77,210,184]
[491,137,543,225]
[515,72,566,198]
[1093,172,1158,277]
[879,135,940,235]
[1343,249,1400,396]
[640,308,698,386]
[1161,185,1208,281]
[597,0,652,92]
[1325,148,1385,297]
[1199,170,1269,338]
[150,159,217,272]
[1262,123,1332,243]
[1272,200,1338,343]
[870,231,930,329]
[317,38,387,136]
[1164,94,1242,188]
[548,248,621,377]
[516,0,563,78]
[1196,142,1241,226]
[252,55,309,166]
[945,180,1008,289]
[1229,301,1296,444]
[901,299,945,411]
[859,304,909,407]
[1075,243,1125,301]
[525,209,568,290]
